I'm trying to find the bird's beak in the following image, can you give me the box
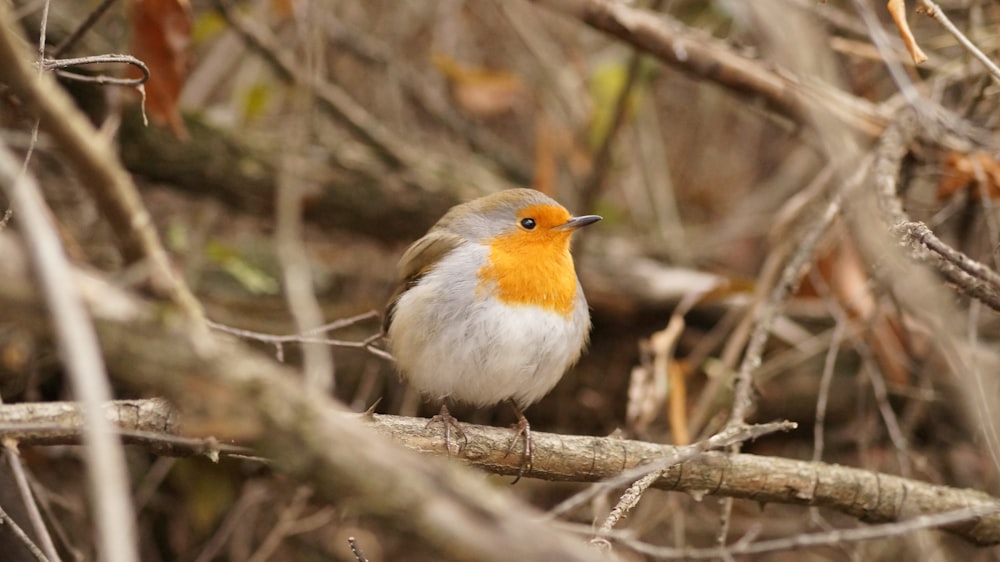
[554,214,602,231]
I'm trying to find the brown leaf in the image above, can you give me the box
[939,151,1000,200]
[432,53,525,118]
[128,0,193,139]
[812,234,915,386]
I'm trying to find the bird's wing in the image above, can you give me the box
[382,230,464,334]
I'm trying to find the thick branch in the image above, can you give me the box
[528,0,889,136]
[116,111,464,243]
[3,395,1000,546]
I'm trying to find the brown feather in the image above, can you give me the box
[383,231,464,334]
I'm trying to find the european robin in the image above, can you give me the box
[384,188,601,480]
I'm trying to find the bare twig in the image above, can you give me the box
[347,537,369,562]
[874,115,1000,312]
[247,487,313,562]
[4,447,61,562]
[728,193,844,426]
[193,483,270,562]
[813,311,846,463]
[918,0,1000,84]
[0,142,138,561]
[274,23,334,393]
[0,398,252,458]
[527,0,889,137]
[0,4,205,324]
[547,421,796,520]
[213,0,408,168]
[4,234,1000,546]
[50,0,119,58]
[0,503,49,562]
[617,504,1000,558]
[42,54,150,87]
[205,312,389,362]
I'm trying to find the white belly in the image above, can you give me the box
[387,250,590,408]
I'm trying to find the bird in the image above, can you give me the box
[383,188,601,481]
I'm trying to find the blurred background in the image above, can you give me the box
[4,0,1000,560]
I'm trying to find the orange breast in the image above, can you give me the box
[477,214,578,316]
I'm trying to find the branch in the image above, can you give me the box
[621,504,1000,558]
[874,113,1000,312]
[3,214,1000,548]
[0,233,605,562]
[918,0,1000,84]
[0,4,203,323]
[0,141,137,559]
[212,0,515,202]
[3,395,1000,547]
[527,0,889,137]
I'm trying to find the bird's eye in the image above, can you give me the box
[520,218,536,230]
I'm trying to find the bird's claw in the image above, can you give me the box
[426,404,468,455]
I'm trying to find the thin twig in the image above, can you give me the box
[728,193,844,426]
[214,0,409,168]
[918,0,1000,84]
[246,487,312,562]
[207,311,378,341]
[528,0,889,137]
[205,312,390,361]
[347,537,369,562]
[547,421,797,520]
[886,0,928,64]
[4,447,61,562]
[873,115,1000,312]
[50,0,119,58]
[0,5,205,324]
[0,503,49,562]
[615,504,1000,558]
[0,423,254,459]
[275,23,335,393]
[193,484,270,562]
[813,306,846,463]
[0,141,137,561]
[43,54,150,87]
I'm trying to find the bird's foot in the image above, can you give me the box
[504,400,534,484]
[426,404,467,455]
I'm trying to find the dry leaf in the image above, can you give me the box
[129,0,193,139]
[939,151,1000,200]
[432,53,525,118]
[811,233,915,386]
